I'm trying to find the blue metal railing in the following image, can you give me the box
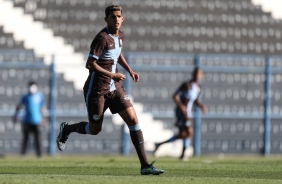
[49,56,57,156]
[194,54,202,156]
[264,56,271,156]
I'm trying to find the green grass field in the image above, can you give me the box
[0,155,282,184]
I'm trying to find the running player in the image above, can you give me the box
[56,5,164,175]
[153,68,207,160]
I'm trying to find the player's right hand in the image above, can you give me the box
[112,73,126,82]
[201,106,208,114]
[12,115,17,124]
[179,105,187,116]
[85,58,94,70]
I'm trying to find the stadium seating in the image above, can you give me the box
[8,0,282,54]
[0,26,24,49]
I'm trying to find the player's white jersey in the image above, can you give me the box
[184,82,201,117]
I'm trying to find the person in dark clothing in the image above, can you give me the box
[153,68,207,161]
[13,81,45,157]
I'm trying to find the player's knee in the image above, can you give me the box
[183,132,188,138]
[119,107,138,126]
[91,128,101,135]
[188,128,194,136]
[88,122,102,135]
[122,114,137,125]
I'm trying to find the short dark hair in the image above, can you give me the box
[28,81,37,86]
[105,5,122,17]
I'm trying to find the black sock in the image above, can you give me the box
[64,121,88,135]
[130,130,149,168]
[180,146,186,159]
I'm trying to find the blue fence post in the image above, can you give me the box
[121,54,131,156]
[193,55,202,156]
[264,56,271,156]
[49,56,57,155]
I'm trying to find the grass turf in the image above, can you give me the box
[0,155,282,184]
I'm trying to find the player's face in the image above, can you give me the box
[105,11,124,32]
[195,70,203,81]
[28,84,38,94]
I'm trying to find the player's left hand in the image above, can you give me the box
[201,106,208,113]
[130,71,140,82]
[12,115,17,124]
[112,73,126,82]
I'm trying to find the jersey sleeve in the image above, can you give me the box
[88,35,106,60]
[20,95,26,105]
[86,35,106,69]
[175,82,186,96]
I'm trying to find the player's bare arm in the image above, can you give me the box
[118,53,140,82]
[195,99,208,113]
[173,84,187,114]
[172,91,187,115]
[86,57,126,82]
[12,104,23,123]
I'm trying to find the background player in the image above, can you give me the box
[153,68,207,160]
[56,5,164,175]
[13,81,45,157]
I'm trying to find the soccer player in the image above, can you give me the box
[153,68,207,160]
[56,5,164,175]
[13,81,45,157]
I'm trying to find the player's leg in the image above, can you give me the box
[180,126,193,160]
[63,117,104,135]
[179,127,189,159]
[20,123,29,156]
[118,107,148,166]
[33,124,42,157]
[61,74,106,135]
[65,94,107,135]
[56,120,104,152]
[110,88,148,167]
[155,126,180,146]
[110,88,163,174]
[153,134,177,156]
[118,107,164,175]
[56,94,107,151]
[153,114,184,155]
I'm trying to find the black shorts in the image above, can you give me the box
[84,86,133,123]
[175,108,192,128]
